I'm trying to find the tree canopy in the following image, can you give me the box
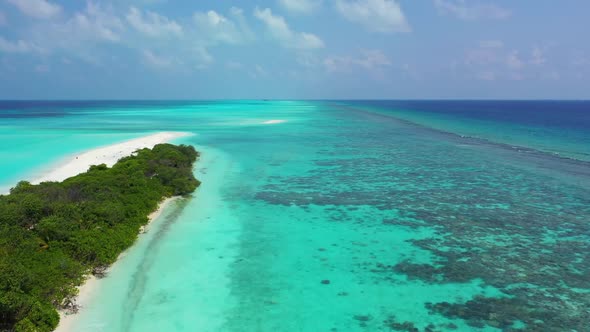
[0,143,200,332]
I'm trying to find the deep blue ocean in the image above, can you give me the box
[0,100,589,332]
[346,100,590,130]
[343,100,590,161]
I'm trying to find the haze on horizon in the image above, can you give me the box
[0,0,588,100]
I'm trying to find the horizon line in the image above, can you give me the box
[1,98,590,102]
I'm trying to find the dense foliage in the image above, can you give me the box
[0,144,199,332]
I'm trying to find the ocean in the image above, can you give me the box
[0,100,589,331]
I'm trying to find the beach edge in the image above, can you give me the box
[54,196,180,332]
[28,131,195,332]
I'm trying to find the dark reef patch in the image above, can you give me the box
[248,106,590,331]
[383,315,420,332]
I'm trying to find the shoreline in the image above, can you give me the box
[1,131,193,195]
[52,146,238,332]
[32,131,193,186]
[2,131,194,332]
[55,196,180,332]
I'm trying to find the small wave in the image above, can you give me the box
[262,120,287,124]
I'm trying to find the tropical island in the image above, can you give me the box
[0,143,200,332]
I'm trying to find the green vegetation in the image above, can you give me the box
[0,144,200,332]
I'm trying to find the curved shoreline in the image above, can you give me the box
[0,132,194,195]
[55,146,239,332]
[1,131,194,332]
[54,196,179,332]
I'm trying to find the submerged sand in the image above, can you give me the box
[55,197,178,332]
[12,131,194,332]
[55,146,238,332]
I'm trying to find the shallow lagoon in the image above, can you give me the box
[1,101,589,331]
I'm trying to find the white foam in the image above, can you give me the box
[262,119,287,124]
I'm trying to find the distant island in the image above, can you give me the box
[0,144,200,332]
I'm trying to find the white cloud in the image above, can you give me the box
[6,0,61,19]
[254,7,324,49]
[1,1,234,72]
[335,0,410,33]
[226,60,243,70]
[571,51,590,67]
[256,64,266,75]
[126,7,183,38]
[19,2,124,64]
[468,43,545,72]
[434,0,511,20]
[193,9,251,44]
[467,44,522,69]
[506,50,524,69]
[357,49,392,68]
[323,57,343,71]
[253,7,291,40]
[465,48,496,66]
[250,64,269,78]
[297,32,324,49]
[462,41,556,81]
[278,0,322,15]
[466,41,505,66]
[324,49,391,72]
[228,7,255,39]
[194,47,214,69]
[0,36,44,53]
[67,2,125,42]
[296,52,320,67]
[122,0,167,4]
[142,50,176,68]
[530,46,546,65]
[400,63,421,80]
[142,47,213,70]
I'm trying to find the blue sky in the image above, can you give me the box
[0,0,589,99]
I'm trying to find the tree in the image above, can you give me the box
[0,144,200,331]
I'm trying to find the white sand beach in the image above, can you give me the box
[32,131,193,185]
[0,131,191,331]
[55,196,178,332]
[51,132,191,332]
[54,146,237,332]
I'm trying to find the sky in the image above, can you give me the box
[0,0,589,99]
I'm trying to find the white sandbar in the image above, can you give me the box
[51,131,193,331]
[262,119,287,124]
[5,131,192,331]
[32,131,193,185]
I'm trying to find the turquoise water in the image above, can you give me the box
[1,101,589,331]
[342,101,590,162]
